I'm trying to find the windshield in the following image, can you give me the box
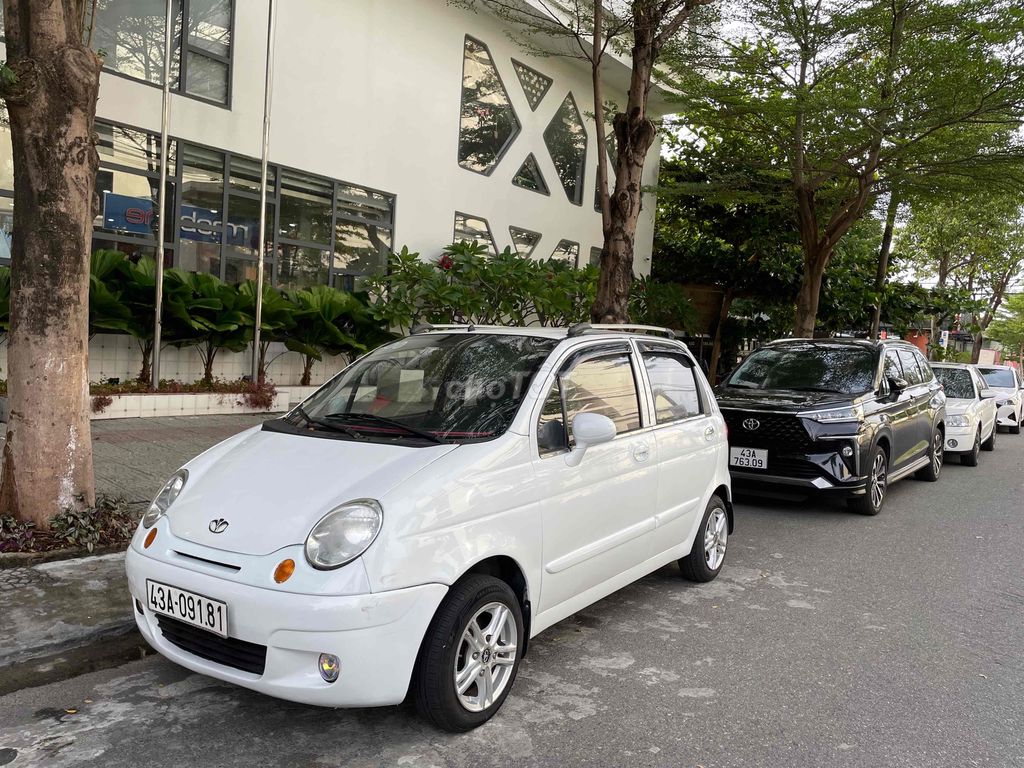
[934,368,975,399]
[726,343,877,395]
[291,333,558,444]
[977,367,1016,389]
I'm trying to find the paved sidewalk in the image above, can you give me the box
[1,415,271,693]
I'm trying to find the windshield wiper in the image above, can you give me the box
[783,386,847,394]
[290,405,365,440]
[324,412,446,444]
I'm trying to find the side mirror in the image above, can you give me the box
[887,376,909,396]
[565,413,616,467]
[980,388,997,400]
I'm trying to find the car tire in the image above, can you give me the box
[981,423,996,451]
[413,574,523,732]
[848,444,887,516]
[679,495,728,582]
[960,428,980,467]
[915,426,944,482]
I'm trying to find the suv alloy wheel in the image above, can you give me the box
[848,444,887,516]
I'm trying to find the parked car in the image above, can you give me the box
[125,323,732,731]
[716,338,945,516]
[931,363,998,464]
[974,364,1023,435]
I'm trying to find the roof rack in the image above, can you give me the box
[410,322,514,334]
[567,322,676,339]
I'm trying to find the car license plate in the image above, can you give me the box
[730,447,767,469]
[146,580,228,637]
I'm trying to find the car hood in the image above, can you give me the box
[987,387,1020,399]
[167,427,459,555]
[715,387,859,413]
[944,398,973,414]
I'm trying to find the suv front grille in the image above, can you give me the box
[157,615,267,675]
[722,410,814,451]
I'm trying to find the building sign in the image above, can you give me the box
[939,329,950,349]
[180,205,255,248]
[102,192,155,235]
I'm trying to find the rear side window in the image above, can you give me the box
[883,350,904,382]
[897,349,924,385]
[641,350,703,423]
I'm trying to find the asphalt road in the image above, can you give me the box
[2,433,1023,768]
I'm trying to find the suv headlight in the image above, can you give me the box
[946,414,970,427]
[305,500,383,570]
[800,405,864,424]
[142,469,188,528]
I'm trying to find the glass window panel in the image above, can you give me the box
[0,197,12,263]
[544,93,587,205]
[276,244,329,289]
[508,226,540,258]
[562,354,641,441]
[94,169,174,242]
[0,106,12,192]
[897,349,924,385]
[550,239,579,266]
[334,220,391,276]
[336,184,394,227]
[536,379,568,455]
[185,52,228,102]
[177,239,220,277]
[642,351,702,422]
[96,122,176,174]
[512,59,552,111]
[179,145,225,251]
[229,155,274,194]
[453,212,497,257]
[280,170,332,245]
[458,37,521,175]
[589,246,602,267]
[187,0,231,57]
[224,256,271,286]
[512,153,549,195]
[225,195,273,254]
[91,0,173,85]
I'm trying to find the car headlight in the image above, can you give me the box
[142,469,188,528]
[305,499,383,570]
[946,414,969,427]
[800,405,864,423]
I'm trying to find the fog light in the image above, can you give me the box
[319,653,340,683]
[841,445,854,458]
[948,439,958,448]
[143,528,157,549]
[273,559,295,583]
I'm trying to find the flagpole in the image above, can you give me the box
[252,0,277,382]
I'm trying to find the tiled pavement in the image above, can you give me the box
[90,414,271,503]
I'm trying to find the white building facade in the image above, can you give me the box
[0,0,663,283]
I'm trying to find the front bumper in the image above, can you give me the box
[995,402,1020,428]
[944,424,977,453]
[729,447,868,497]
[125,546,447,707]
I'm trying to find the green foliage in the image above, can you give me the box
[987,293,1024,356]
[628,278,699,333]
[0,496,137,553]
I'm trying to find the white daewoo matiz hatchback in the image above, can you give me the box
[126,323,732,731]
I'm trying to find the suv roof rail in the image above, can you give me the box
[568,322,676,339]
[411,322,506,334]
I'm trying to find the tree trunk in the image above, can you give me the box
[794,251,829,338]
[138,339,153,385]
[0,2,102,526]
[870,193,900,339]
[257,340,270,384]
[708,287,734,383]
[202,343,217,386]
[301,356,315,387]
[971,332,984,364]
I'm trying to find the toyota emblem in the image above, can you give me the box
[208,518,229,534]
[742,418,761,431]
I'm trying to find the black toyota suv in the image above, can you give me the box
[716,338,946,515]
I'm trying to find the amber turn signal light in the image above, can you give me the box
[274,559,295,583]
[143,528,157,549]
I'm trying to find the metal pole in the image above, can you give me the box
[150,0,174,390]
[252,0,277,382]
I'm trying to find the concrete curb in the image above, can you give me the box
[0,543,129,570]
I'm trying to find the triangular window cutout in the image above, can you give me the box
[512,60,553,111]
[512,153,549,195]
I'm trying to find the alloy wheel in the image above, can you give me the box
[870,451,887,510]
[931,431,944,477]
[453,602,518,713]
[704,508,728,570]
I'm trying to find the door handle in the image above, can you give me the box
[704,426,715,441]
[632,443,650,462]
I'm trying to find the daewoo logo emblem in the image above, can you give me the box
[742,418,761,431]
[208,518,229,534]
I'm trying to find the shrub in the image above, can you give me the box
[237,378,279,410]
[0,496,137,553]
[91,394,113,413]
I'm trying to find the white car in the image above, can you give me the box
[932,363,998,464]
[974,364,1023,435]
[125,324,732,731]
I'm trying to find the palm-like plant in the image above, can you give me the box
[236,280,296,383]
[164,270,253,386]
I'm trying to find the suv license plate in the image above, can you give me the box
[146,580,228,637]
[730,447,767,469]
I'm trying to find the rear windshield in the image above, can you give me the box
[726,343,877,395]
[289,333,558,444]
[934,368,975,399]
[977,368,1016,389]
